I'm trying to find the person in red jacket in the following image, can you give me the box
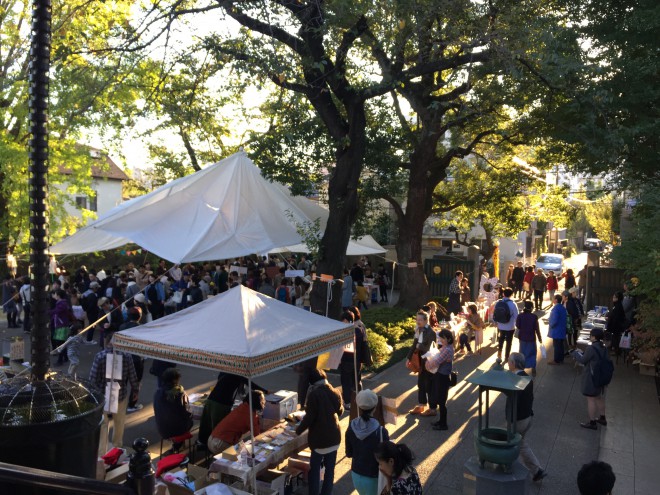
[207,390,265,454]
[546,271,559,310]
[523,267,535,300]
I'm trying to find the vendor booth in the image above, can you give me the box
[113,285,354,493]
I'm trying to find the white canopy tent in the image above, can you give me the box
[112,285,354,377]
[270,234,386,257]
[113,285,354,493]
[50,151,328,263]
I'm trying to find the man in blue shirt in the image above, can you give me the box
[548,294,568,364]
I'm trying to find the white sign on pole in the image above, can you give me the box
[285,270,305,278]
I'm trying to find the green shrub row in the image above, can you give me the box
[362,307,416,369]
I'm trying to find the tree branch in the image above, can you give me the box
[381,193,405,224]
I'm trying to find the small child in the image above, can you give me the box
[66,322,83,379]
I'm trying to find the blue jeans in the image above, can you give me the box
[309,449,337,495]
[352,472,378,495]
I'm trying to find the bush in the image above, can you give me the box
[366,332,391,366]
[362,307,416,341]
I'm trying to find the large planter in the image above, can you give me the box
[0,376,104,494]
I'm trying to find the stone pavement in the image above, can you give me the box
[2,308,658,494]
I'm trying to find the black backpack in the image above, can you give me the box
[591,345,614,388]
[493,300,512,324]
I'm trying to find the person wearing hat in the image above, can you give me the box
[296,369,343,495]
[346,390,389,495]
[572,328,610,430]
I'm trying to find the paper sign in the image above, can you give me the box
[407,262,418,268]
[285,270,305,278]
[105,353,123,381]
[382,396,398,425]
[10,339,24,361]
[317,345,345,370]
[229,265,248,275]
[320,274,334,282]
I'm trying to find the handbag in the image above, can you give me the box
[406,349,421,374]
[449,371,458,387]
[53,326,70,342]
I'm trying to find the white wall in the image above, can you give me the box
[57,179,123,223]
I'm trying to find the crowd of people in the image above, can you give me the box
[0,252,631,494]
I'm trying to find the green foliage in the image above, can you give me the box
[433,155,573,259]
[362,307,416,343]
[585,195,622,245]
[545,0,660,185]
[611,185,660,361]
[366,331,391,366]
[0,0,150,251]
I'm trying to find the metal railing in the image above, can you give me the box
[0,461,136,495]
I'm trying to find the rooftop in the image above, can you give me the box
[58,146,129,181]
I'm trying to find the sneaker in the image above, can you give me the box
[432,423,448,431]
[421,408,438,417]
[127,404,144,413]
[580,420,598,430]
[408,405,425,415]
[596,416,607,426]
[84,340,98,346]
[533,469,548,482]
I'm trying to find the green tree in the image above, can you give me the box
[432,157,573,261]
[585,195,622,245]
[546,0,659,185]
[0,0,150,254]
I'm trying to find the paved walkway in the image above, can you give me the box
[2,309,658,494]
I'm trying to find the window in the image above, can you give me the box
[441,239,453,248]
[75,193,97,212]
[88,192,97,212]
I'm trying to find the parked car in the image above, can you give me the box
[535,253,565,274]
[584,238,603,250]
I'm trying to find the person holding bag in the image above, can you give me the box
[346,390,390,495]
[426,329,455,431]
[407,311,437,416]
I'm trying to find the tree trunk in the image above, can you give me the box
[395,217,430,311]
[394,152,435,311]
[310,102,366,320]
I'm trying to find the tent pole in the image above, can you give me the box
[353,331,359,398]
[248,377,257,495]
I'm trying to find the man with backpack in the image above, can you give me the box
[573,328,612,430]
[493,288,518,362]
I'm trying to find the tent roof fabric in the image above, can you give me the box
[51,152,328,263]
[112,285,354,378]
[271,235,386,256]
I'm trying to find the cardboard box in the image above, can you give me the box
[164,466,215,495]
[104,463,129,484]
[639,363,657,376]
[262,391,298,421]
[256,469,287,495]
[230,482,278,495]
